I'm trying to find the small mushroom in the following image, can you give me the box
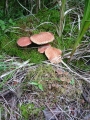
[17,37,32,47]
[38,44,51,53]
[45,46,62,64]
[30,32,54,45]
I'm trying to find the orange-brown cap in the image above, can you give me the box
[30,32,54,45]
[45,46,62,63]
[38,44,51,53]
[17,37,32,47]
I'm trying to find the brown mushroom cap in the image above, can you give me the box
[17,37,32,47]
[45,46,62,63]
[30,32,54,45]
[38,44,51,53]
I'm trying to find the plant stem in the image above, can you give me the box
[70,0,90,58]
[58,0,66,37]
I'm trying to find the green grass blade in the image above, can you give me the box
[70,0,90,58]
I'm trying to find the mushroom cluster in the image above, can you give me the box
[17,32,62,64]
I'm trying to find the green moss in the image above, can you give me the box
[19,103,42,120]
[36,8,60,23]
[3,30,47,63]
[71,59,90,72]
[0,9,60,63]
[0,8,87,65]
[1,34,46,63]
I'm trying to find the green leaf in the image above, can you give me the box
[9,18,13,24]
[29,82,38,86]
[38,84,43,91]
[0,62,7,70]
[0,20,5,25]
[28,103,34,109]
[0,55,3,58]
[9,18,15,25]
[70,79,75,85]
[1,25,6,30]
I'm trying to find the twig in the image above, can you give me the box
[56,104,72,119]
[61,60,90,83]
[45,103,58,120]
[17,0,39,22]
[43,59,90,83]
[0,60,30,79]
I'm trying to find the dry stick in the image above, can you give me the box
[1,92,21,119]
[43,57,90,83]
[45,103,58,120]
[61,59,90,83]
[56,104,72,119]
[55,56,90,83]
[0,60,30,79]
[2,96,11,115]
[34,21,59,34]
[17,0,39,22]
[3,104,10,120]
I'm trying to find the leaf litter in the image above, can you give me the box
[0,55,90,120]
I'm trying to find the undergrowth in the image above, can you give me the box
[0,1,90,120]
[0,8,75,63]
[0,8,89,72]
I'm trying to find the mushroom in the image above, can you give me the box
[17,37,32,47]
[45,46,62,64]
[38,44,51,53]
[30,32,54,45]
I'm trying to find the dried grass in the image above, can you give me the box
[0,53,90,119]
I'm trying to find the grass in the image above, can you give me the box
[70,0,90,57]
[19,103,42,120]
[0,73,14,90]
[71,59,90,71]
[58,0,66,37]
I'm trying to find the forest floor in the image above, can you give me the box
[0,54,90,120]
[0,5,90,120]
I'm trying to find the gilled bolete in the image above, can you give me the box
[17,37,32,47]
[30,32,54,45]
[38,44,51,53]
[45,46,62,64]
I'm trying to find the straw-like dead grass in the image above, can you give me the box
[0,53,90,120]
